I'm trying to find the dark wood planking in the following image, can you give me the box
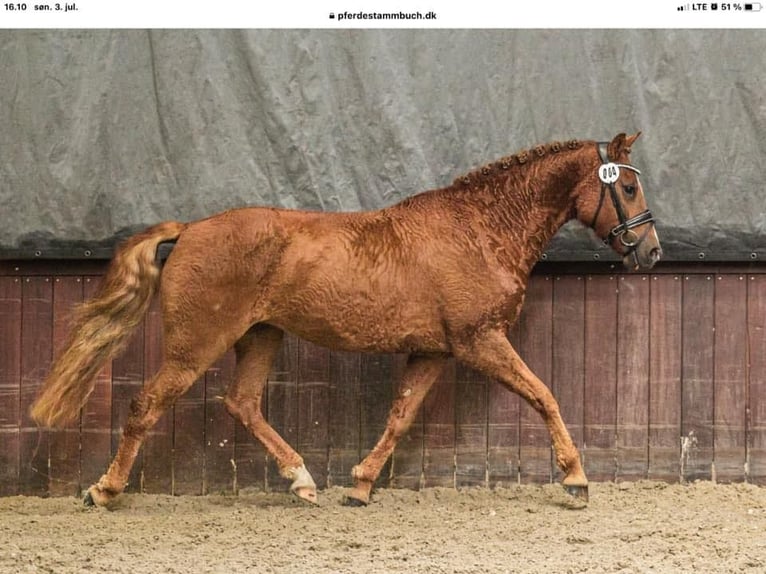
[648,275,683,481]
[713,275,748,482]
[19,277,53,496]
[0,260,108,277]
[171,264,210,495]
[233,417,268,493]
[5,259,766,278]
[141,294,172,494]
[389,354,423,490]
[6,262,766,496]
[551,275,585,481]
[232,342,269,492]
[747,275,766,484]
[681,274,715,482]
[110,310,145,494]
[583,275,618,481]
[422,359,456,488]
[296,342,331,488]
[327,351,361,487]
[205,351,236,494]
[358,354,395,488]
[534,261,766,277]
[79,277,114,490]
[48,277,84,497]
[518,275,554,484]
[487,321,521,487]
[173,372,206,495]
[266,334,299,492]
[455,361,489,488]
[616,275,651,480]
[0,277,22,495]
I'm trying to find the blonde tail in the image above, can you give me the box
[30,221,186,428]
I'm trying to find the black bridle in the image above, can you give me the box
[589,142,655,256]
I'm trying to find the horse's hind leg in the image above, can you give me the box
[86,298,254,507]
[223,324,317,503]
[85,359,209,506]
[453,329,588,501]
[345,354,448,507]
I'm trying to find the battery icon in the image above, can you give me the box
[745,2,763,10]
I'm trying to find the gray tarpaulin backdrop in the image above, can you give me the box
[1,30,764,261]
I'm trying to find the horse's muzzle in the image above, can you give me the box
[623,245,662,271]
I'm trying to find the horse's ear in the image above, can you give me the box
[624,131,641,153]
[609,132,641,157]
[607,133,627,160]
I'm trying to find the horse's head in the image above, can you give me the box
[574,132,662,270]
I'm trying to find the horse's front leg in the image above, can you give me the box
[344,354,448,506]
[454,329,588,500]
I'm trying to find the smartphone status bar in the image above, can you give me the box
[0,0,763,28]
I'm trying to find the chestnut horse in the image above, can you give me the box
[31,132,661,507]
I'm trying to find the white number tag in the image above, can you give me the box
[599,163,620,184]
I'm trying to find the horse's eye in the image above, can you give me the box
[624,185,636,198]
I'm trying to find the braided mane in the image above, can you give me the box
[452,139,584,187]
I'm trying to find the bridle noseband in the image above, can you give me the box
[589,142,655,254]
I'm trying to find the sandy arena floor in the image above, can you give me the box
[1,481,765,574]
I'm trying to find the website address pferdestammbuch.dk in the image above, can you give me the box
[330,10,437,21]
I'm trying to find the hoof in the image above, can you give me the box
[83,491,95,507]
[563,483,589,502]
[288,464,317,504]
[83,484,117,507]
[342,495,368,507]
[291,486,318,505]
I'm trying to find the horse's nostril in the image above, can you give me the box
[650,248,662,262]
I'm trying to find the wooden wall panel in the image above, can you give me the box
[266,336,299,492]
[3,263,766,497]
[110,318,146,494]
[455,362,489,488]
[48,277,84,497]
[231,346,268,493]
[327,351,361,487]
[648,275,682,481]
[680,275,715,482]
[388,355,423,490]
[487,322,521,486]
[747,275,766,484]
[552,276,585,481]
[518,275,553,484]
[204,351,236,494]
[358,355,396,488]
[296,343,331,488]
[583,274,618,481]
[79,278,113,490]
[19,277,53,496]
[0,277,21,496]
[713,275,748,482]
[422,361,456,487]
[172,373,206,495]
[616,275,651,480]
[141,295,171,494]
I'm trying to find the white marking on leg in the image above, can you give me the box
[289,464,316,490]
